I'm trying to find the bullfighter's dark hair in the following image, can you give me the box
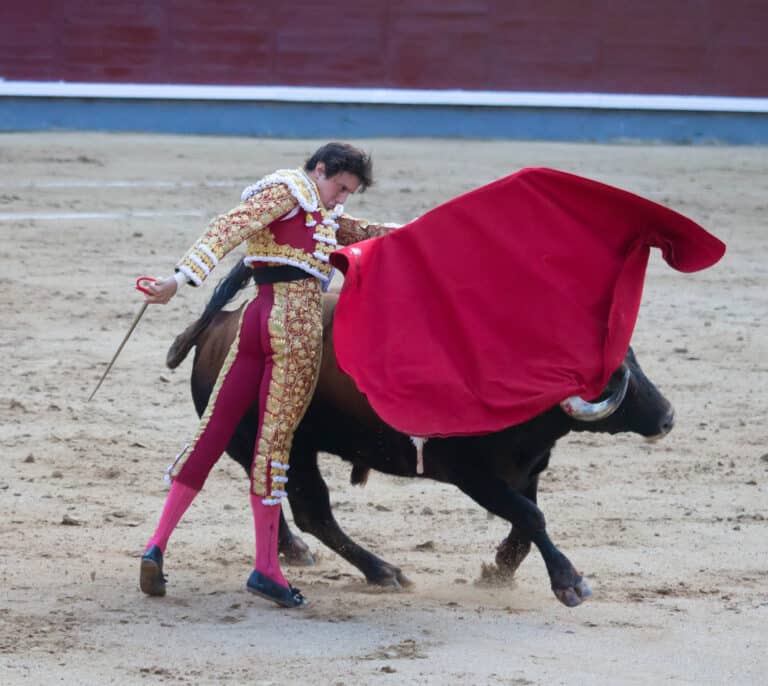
[304,142,373,191]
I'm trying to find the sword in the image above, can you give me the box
[87,276,158,401]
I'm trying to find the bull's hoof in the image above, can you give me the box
[366,566,413,589]
[279,537,315,567]
[553,577,592,607]
[394,571,413,588]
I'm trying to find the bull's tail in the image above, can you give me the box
[166,260,253,369]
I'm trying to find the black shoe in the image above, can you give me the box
[246,570,306,608]
[140,545,167,597]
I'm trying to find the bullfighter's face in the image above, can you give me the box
[310,162,361,209]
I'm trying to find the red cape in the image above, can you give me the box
[330,167,725,437]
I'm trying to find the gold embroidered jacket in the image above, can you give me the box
[176,168,396,286]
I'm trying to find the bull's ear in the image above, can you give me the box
[560,367,630,422]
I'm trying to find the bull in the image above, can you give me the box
[167,262,674,607]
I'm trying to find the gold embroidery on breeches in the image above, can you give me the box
[251,280,323,500]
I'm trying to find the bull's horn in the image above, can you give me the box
[560,367,631,421]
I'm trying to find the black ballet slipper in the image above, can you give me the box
[246,570,306,608]
[139,545,167,597]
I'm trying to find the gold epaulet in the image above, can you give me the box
[240,168,319,212]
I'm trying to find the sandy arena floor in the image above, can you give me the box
[1,133,766,685]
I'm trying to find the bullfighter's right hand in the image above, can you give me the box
[143,277,178,305]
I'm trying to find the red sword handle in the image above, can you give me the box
[135,276,159,295]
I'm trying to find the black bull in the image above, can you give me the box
[167,270,674,608]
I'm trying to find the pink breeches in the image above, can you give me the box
[169,279,323,501]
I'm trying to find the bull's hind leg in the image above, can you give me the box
[287,445,412,588]
[456,470,591,607]
[277,511,314,566]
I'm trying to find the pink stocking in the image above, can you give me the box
[251,494,288,587]
[145,481,199,554]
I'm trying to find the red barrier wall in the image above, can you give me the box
[2,1,765,96]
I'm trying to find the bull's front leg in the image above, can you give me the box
[287,447,412,588]
[494,476,535,576]
[456,470,591,607]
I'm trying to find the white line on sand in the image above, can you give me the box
[0,210,206,221]
[0,180,238,189]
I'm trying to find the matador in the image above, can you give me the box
[138,143,397,607]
